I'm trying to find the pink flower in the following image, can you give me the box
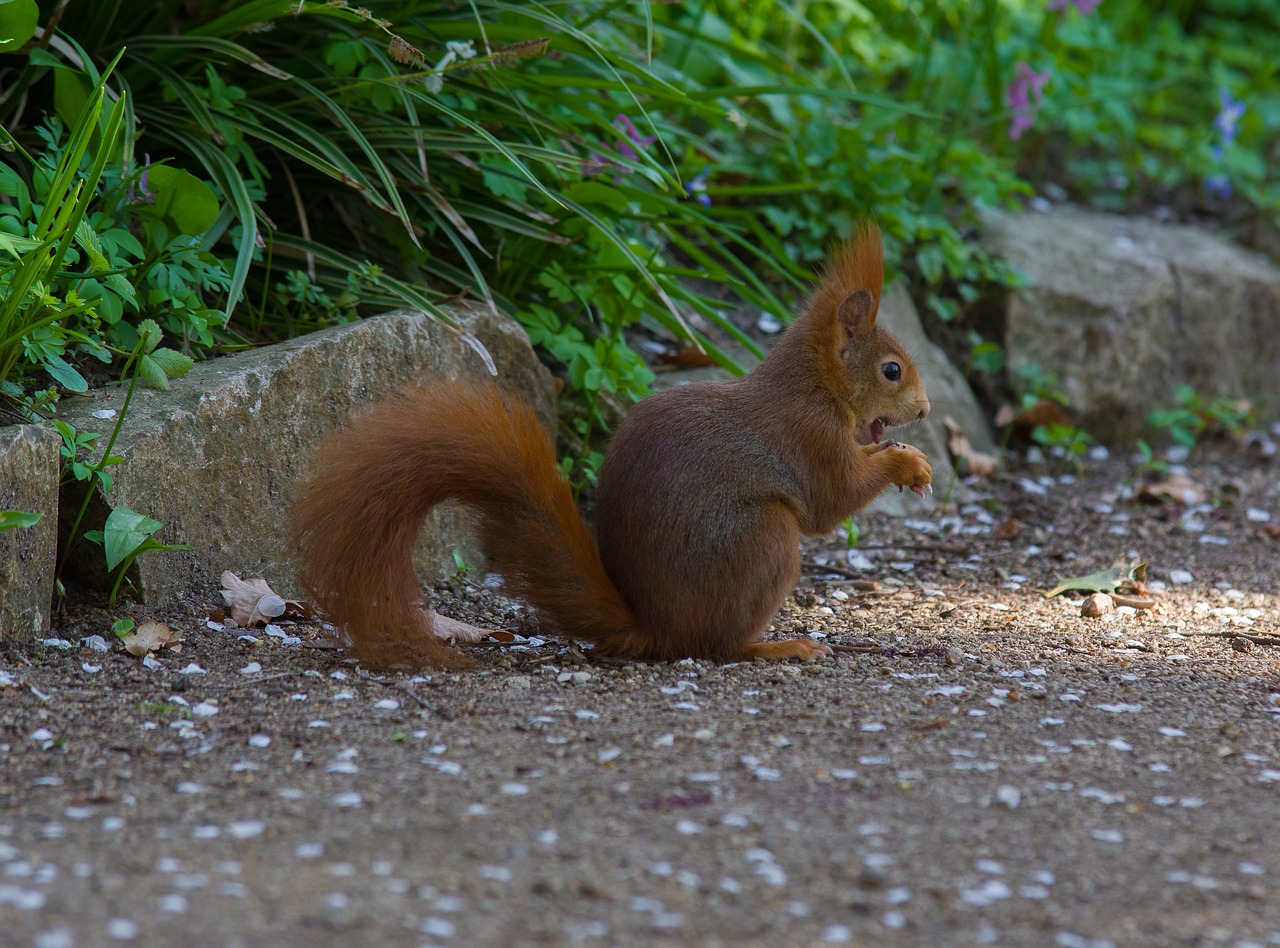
[1007,63,1051,141]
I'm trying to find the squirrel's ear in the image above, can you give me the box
[836,289,876,336]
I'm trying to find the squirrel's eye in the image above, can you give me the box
[882,362,901,382]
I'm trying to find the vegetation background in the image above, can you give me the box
[0,0,1275,565]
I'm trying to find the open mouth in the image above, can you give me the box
[870,418,887,444]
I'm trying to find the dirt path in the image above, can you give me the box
[3,442,1279,947]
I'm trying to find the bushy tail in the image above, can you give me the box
[288,381,635,668]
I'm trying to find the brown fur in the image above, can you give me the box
[289,225,931,667]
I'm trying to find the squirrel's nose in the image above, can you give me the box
[916,398,931,421]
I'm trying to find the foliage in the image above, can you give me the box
[1030,420,1094,464]
[0,53,203,409]
[55,323,187,596]
[82,506,191,605]
[2,0,1273,482]
[1148,383,1256,451]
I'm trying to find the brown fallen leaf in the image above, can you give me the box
[220,571,309,627]
[1134,473,1208,507]
[654,346,717,370]
[993,517,1024,541]
[910,717,951,731]
[997,398,1072,443]
[943,417,999,478]
[431,611,489,644]
[120,621,183,657]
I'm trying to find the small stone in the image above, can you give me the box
[1081,593,1115,618]
[945,647,964,667]
[1231,637,1253,653]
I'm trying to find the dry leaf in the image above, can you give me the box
[655,347,717,370]
[1135,473,1208,507]
[1045,562,1147,599]
[121,621,183,657]
[220,571,308,627]
[431,611,489,644]
[998,399,1071,443]
[943,417,999,477]
[993,517,1024,541]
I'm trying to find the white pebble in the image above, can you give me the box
[106,918,139,940]
[227,821,265,839]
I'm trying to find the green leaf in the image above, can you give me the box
[0,0,38,54]
[102,507,164,572]
[145,165,220,236]
[136,354,169,390]
[1044,562,1147,599]
[53,67,92,137]
[563,181,630,213]
[43,355,88,393]
[147,347,194,380]
[0,509,42,531]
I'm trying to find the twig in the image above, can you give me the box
[1190,630,1280,646]
[370,679,431,709]
[1109,594,1157,610]
[829,643,889,653]
[860,541,969,556]
[800,562,879,588]
[229,671,297,689]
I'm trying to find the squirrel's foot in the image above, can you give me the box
[738,638,832,662]
[428,610,490,644]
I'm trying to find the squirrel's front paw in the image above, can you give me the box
[884,442,932,498]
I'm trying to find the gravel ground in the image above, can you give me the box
[2,438,1280,948]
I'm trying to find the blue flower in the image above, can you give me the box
[685,168,711,207]
[1205,88,1245,201]
[1213,88,1245,145]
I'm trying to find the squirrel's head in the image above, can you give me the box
[833,288,930,445]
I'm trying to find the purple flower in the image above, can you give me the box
[612,114,655,162]
[1007,63,1051,141]
[1048,0,1101,13]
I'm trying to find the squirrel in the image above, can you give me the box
[289,222,932,669]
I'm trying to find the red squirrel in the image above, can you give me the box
[289,223,931,669]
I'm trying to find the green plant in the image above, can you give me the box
[1011,362,1068,410]
[0,55,205,408]
[450,548,475,579]
[1031,420,1094,464]
[1132,438,1170,477]
[55,324,190,595]
[83,506,191,605]
[1149,383,1255,451]
[0,52,127,399]
[840,516,861,549]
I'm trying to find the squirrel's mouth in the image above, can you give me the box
[869,418,887,444]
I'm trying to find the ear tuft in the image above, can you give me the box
[836,289,876,335]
